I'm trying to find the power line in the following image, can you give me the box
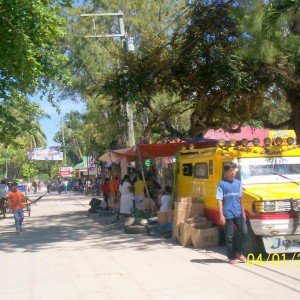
[156,5,191,37]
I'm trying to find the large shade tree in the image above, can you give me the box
[101,0,272,138]
[233,0,300,140]
[0,0,72,142]
[100,0,300,140]
[60,0,190,148]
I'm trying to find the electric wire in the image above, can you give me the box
[156,4,191,37]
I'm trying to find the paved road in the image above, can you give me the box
[0,190,300,300]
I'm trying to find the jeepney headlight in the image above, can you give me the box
[180,145,186,150]
[253,201,276,213]
[218,139,226,147]
[287,137,295,145]
[264,138,272,146]
[229,139,236,147]
[263,201,276,212]
[189,143,195,150]
[252,138,260,146]
[241,138,249,146]
[275,137,283,145]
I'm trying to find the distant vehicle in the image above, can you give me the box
[17,184,27,194]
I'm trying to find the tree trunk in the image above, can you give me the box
[287,88,300,144]
[188,110,205,138]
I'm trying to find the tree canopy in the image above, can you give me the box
[0,0,72,143]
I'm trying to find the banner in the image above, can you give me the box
[58,167,73,177]
[88,155,96,170]
[27,146,63,161]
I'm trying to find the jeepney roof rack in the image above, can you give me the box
[217,137,295,148]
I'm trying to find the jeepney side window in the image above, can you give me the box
[194,163,208,179]
[182,163,193,176]
[209,160,213,175]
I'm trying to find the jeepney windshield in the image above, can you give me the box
[238,157,300,185]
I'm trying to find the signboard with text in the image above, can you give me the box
[58,167,73,177]
[27,146,63,161]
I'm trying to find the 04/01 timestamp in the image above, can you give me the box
[247,253,300,267]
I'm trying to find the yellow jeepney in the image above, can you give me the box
[177,136,300,254]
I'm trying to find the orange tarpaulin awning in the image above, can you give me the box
[98,140,217,163]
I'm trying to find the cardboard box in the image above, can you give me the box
[191,227,220,249]
[186,216,208,224]
[178,222,192,247]
[157,210,174,224]
[191,220,213,229]
[177,197,203,203]
[173,203,205,224]
[172,222,180,241]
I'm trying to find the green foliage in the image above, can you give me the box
[0,0,71,95]
[100,1,271,137]
[0,92,48,145]
[53,0,300,150]
[0,0,72,144]
[234,0,300,140]
[21,163,37,180]
[60,0,189,147]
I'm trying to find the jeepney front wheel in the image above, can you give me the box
[243,218,266,255]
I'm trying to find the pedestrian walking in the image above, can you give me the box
[64,179,68,193]
[32,180,37,194]
[0,179,9,217]
[7,182,29,233]
[216,162,247,264]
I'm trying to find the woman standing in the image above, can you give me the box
[158,186,172,211]
[101,178,110,210]
[119,175,134,216]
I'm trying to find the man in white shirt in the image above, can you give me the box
[0,179,9,217]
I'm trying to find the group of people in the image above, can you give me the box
[0,179,30,234]
[99,173,172,216]
[0,161,247,263]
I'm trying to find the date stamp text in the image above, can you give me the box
[247,253,300,267]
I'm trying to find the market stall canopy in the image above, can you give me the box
[98,147,137,163]
[98,139,217,163]
[73,156,97,172]
[73,161,86,172]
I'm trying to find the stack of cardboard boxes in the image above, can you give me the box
[172,197,219,248]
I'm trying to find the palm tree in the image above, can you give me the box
[22,122,47,151]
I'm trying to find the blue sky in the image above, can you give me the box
[35,97,86,147]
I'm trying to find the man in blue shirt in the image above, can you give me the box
[217,162,247,264]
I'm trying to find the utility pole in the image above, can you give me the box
[5,157,8,178]
[61,118,67,165]
[81,11,136,147]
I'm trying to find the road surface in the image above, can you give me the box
[0,190,300,300]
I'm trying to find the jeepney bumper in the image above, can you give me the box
[250,214,300,253]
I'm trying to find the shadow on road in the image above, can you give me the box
[0,209,175,254]
[190,258,227,265]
